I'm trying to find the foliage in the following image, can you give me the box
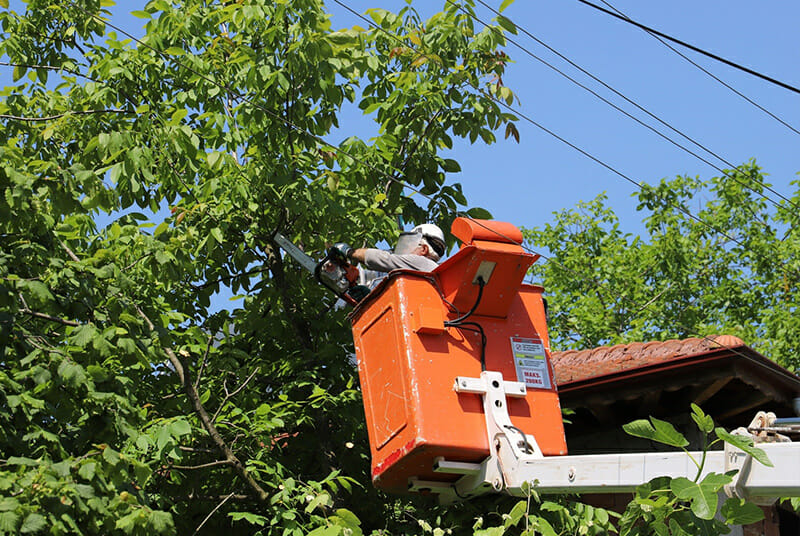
[522,161,800,371]
[619,404,769,535]
[0,0,782,534]
[0,0,527,533]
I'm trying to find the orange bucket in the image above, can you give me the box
[349,219,567,493]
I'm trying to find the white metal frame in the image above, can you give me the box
[408,371,800,505]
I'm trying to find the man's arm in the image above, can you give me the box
[349,247,368,265]
[355,248,438,273]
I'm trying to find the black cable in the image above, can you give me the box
[597,0,800,137]
[504,424,534,454]
[444,276,486,326]
[576,0,800,96]
[453,322,487,371]
[472,0,800,213]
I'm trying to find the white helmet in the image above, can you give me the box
[412,223,446,260]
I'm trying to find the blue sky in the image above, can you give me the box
[4,0,799,240]
[334,0,799,237]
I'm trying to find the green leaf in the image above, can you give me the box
[20,280,54,303]
[331,508,361,532]
[170,419,191,437]
[499,0,515,12]
[147,511,175,533]
[305,492,331,513]
[496,15,517,35]
[210,227,224,245]
[0,0,9,8]
[70,324,98,348]
[534,516,558,536]
[115,511,139,534]
[102,446,121,465]
[78,461,96,481]
[670,473,732,520]
[0,498,20,512]
[623,417,689,448]
[715,428,773,467]
[163,47,185,56]
[466,207,493,219]
[0,511,20,533]
[228,512,267,526]
[504,500,527,528]
[720,498,764,525]
[441,158,461,172]
[691,403,714,433]
[20,513,46,534]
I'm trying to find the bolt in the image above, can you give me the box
[461,380,467,387]
[493,478,502,491]
[568,467,576,482]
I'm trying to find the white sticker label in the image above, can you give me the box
[510,337,551,390]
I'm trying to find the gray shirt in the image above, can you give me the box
[362,249,439,273]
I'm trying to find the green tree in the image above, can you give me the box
[522,161,800,372]
[0,0,519,533]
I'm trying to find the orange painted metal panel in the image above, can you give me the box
[350,220,567,494]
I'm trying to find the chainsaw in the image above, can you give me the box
[273,233,370,306]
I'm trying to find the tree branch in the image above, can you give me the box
[133,304,269,502]
[1,109,133,122]
[194,334,215,391]
[193,491,235,536]
[212,368,260,423]
[0,61,99,82]
[19,309,80,327]
[171,460,234,470]
[58,238,81,263]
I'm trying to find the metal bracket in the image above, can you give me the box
[410,374,800,505]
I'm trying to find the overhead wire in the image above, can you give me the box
[325,0,791,364]
[596,0,800,137]
[576,0,800,96]
[471,0,799,215]
[63,1,787,364]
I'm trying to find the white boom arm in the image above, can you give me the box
[409,371,800,505]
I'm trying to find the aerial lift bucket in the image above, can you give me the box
[349,218,567,494]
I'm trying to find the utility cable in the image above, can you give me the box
[326,0,799,367]
[473,0,800,213]
[597,0,800,137]
[576,0,800,96]
[67,1,791,368]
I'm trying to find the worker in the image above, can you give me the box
[330,223,446,274]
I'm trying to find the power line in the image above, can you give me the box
[596,0,800,137]
[329,0,798,360]
[472,0,799,214]
[576,0,800,96]
[62,1,787,363]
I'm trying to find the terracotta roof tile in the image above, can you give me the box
[551,335,745,385]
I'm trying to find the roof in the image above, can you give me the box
[549,335,800,436]
[551,335,748,385]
